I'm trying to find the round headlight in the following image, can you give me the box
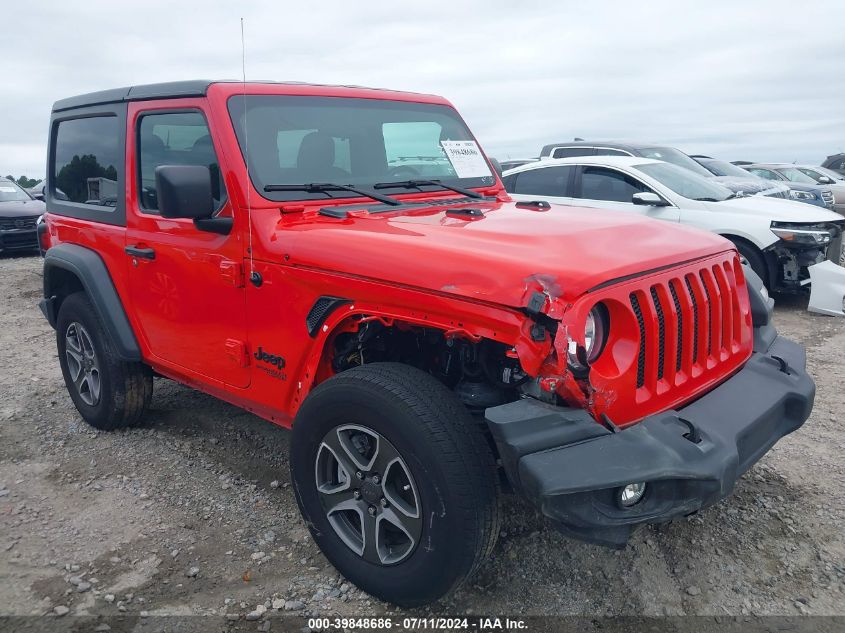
[568,304,608,367]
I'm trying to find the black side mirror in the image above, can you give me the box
[632,192,670,207]
[155,165,214,219]
[32,192,45,201]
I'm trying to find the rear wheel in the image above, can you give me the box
[56,292,152,430]
[290,363,499,606]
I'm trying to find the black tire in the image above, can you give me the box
[729,238,769,289]
[56,291,152,430]
[290,363,499,607]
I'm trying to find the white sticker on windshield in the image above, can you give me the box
[440,140,492,179]
[0,186,17,193]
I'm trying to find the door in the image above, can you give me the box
[570,165,681,222]
[125,104,249,388]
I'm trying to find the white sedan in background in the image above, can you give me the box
[503,156,844,300]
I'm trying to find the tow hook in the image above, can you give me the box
[770,355,792,375]
[678,417,702,444]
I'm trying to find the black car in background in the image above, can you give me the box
[823,153,845,176]
[0,178,44,254]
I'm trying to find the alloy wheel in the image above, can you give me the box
[65,322,101,406]
[314,424,422,565]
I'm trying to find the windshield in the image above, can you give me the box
[634,162,735,201]
[777,167,818,184]
[0,180,33,202]
[228,96,495,202]
[699,159,755,178]
[637,147,713,177]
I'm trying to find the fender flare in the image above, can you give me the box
[41,243,141,362]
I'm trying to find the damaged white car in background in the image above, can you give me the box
[503,156,845,316]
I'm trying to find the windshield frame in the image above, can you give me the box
[0,179,34,203]
[633,162,736,202]
[226,95,496,203]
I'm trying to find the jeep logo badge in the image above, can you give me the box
[253,346,285,370]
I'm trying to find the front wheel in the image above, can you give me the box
[290,363,499,607]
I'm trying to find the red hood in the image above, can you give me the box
[261,199,734,310]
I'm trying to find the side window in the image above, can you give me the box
[511,166,574,196]
[577,166,650,202]
[137,111,227,212]
[593,148,630,157]
[552,147,594,159]
[501,173,516,191]
[749,168,777,181]
[53,116,120,207]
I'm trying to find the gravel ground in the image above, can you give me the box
[1,252,844,622]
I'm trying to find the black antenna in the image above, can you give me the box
[241,17,261,287]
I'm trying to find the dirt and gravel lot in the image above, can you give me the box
[1,252,844,625]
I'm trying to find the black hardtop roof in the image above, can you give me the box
[52,79,436,112]
[52,80,218,112]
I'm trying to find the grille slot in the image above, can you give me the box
[630,293,647,389]
[699,271,714,356]
[649,287,666,380]
[684,276,700,364]
[669,281,684,372]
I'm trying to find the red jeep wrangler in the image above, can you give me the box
[39,80,814,606]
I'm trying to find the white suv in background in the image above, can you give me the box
[503,156,844,293]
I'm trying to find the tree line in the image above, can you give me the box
[4,175,41,188]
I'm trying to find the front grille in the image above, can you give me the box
[821,190,835,206]
[0,216,38,231]
[629,258,745,393]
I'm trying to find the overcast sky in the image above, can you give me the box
[2,0,844,178]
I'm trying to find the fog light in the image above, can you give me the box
[618,482,646,508]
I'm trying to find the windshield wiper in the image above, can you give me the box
[373,179,484,199]
[263,183,402,206]
[693,197,723,202]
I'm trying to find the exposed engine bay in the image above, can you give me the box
[332,320,536,412]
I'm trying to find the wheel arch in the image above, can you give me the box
[41,243,141,362]
[288,294,541,417]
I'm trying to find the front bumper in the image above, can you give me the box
[486,334,814,548]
